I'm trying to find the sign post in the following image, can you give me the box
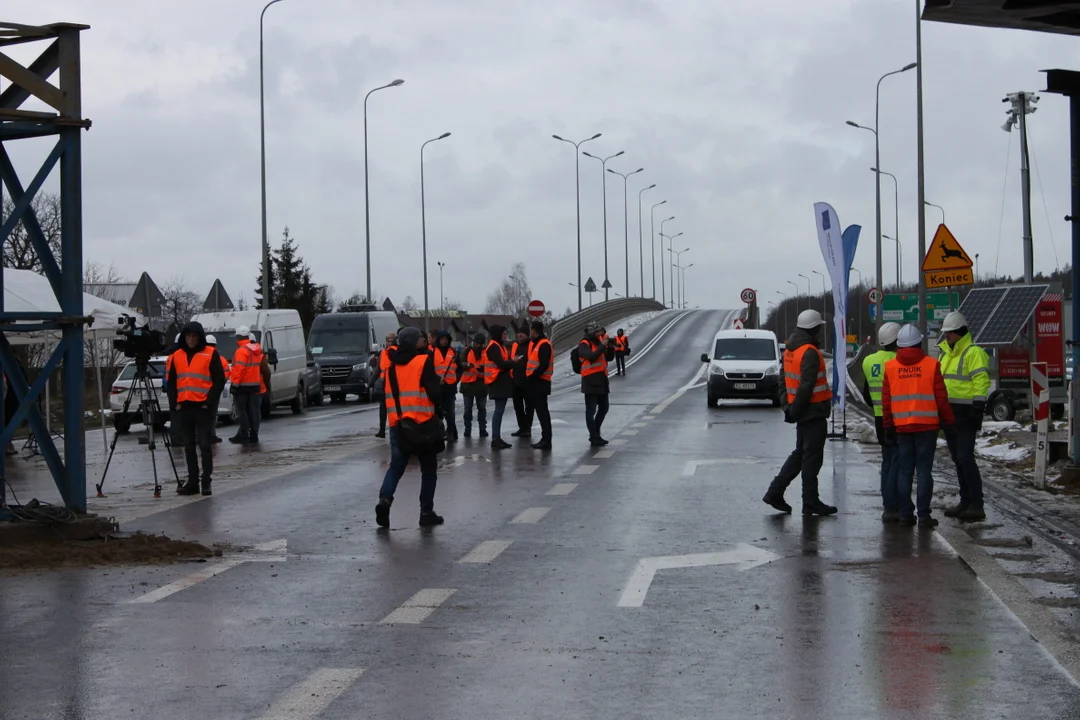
[1032,361,1050,489]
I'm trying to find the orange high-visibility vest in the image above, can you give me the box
[885,356,940,428]
[434,347,457,385]
[784,344,832,404]
[614,335,628,352]
[173,348,215,403]
[579,339,607,377]
[232,340,264,392]
[460,347,484,385]
[380,345,397,373]
[527,338,553,382]
[385,355,436,427]
[218,354,230,377]
[484,341,505,385]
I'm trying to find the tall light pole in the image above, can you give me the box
[798,273,811,301]
[925,201,945,225]
[659,216,675,306]
[680,263,694,309]
[583,150,625,301]
[884,234,903,287]
[846,60,917,333]
[871,166,901,293]
[421,132,451,334]
[659,229,681,308]
[437,261,446,318]
[650,201,667,300]
[259,0,289,309]
[670,247,690,310]
[777,290,791,332]
[553,133,602,311]
[608,166,643,298]
[364,78,404,304]
[637,184,656,297]
[787,280,800,313]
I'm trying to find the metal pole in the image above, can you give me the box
[787,281,800,313]
[1071,94,1080,465]
[915,2,928,338]
[259,0,287,310]
[1019,92,1035,283]
[659,217,675,306]
[364,79,404,304]
[650,201,666,300]
[874,89,884,334]
[584,151,624,301]
[638,185,654,297]
[553,134,601,311]
[420,133,450,335]
[623,175,629,295]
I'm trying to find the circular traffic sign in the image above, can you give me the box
[740,288,756,304]
[867,287,883,304]
[527,299,546,317]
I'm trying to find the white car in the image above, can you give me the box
[109,356,236,434]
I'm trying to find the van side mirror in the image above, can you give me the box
[370,343,380,354]
[306,359,316,369]
[700,353,710,363]
[267,348,279,367]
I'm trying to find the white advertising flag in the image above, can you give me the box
[813,202,848,412]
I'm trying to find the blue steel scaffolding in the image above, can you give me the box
[0,22,90,513]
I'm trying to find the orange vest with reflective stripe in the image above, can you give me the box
[885,356,940,429]
[527,338,553,382]
[460,347,484,385]
[173,347,215,403]
[380,345,397,373]
[217,354,230,377]
[614,335,627,352]
[484,341,504,385]
[385,355,436,427]
[232,340,264,392]
[579,339,607,377]
[434,347,457,385]
[784,344,831,403]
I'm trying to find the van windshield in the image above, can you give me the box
[713,338,776,361]
[309,329,367,356]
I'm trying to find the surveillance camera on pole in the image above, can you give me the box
[1001,91,1038,283]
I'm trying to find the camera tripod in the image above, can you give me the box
[96,359,180,499]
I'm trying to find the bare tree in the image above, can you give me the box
[2,192,62,273]
[401,295,419,312]
[484,262,532,318]
[84,262,128,367]
[161,277,202,335]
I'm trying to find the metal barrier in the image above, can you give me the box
[550,298,666,353]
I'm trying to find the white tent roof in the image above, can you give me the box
[3,268,145,343]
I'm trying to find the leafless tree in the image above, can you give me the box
[161,277,202,334]
[2,192,62,273]
[401,295,419,312]
[84,261,128,368]
[484,262,532,319]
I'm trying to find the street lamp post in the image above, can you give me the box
[608,166,644,298]
[777,291,791,334]
[437,261,446,327]
[638,184,656,297]
[421,132,451,334]
[670,247,690,309]
[363,78,404,304]
[553,133,602,311]
[798,273,812,302]
[787,281,800,313]
[660,230,682,308]
[680,263,694,309]
[659,216,675,305]
[583,150,626,301]
[650,201,667,300]
[259,0,289,309]
[925,201,945,225]
[883,234,903,287]
[871,167,901,293]
[846,60,917,334]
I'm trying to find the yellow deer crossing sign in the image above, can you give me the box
[922,224,974,289]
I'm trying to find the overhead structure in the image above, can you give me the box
[922,1,1080,36]
[955,285,1049,346]
[0,21,91,512]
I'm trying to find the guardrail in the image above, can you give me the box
[550,298,667,353]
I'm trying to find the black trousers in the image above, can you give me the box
[615,351,627,374]
[529,388,552,441]
[772,417,827,503]
[512,385,534,432]
[945,411,984,509]
[440,386,458,439]
[377,393,387,432]
[177,403,214,481]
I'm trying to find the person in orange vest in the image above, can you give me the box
[432,330,460,443]
[165,332,183,443]
[229,325,270,445]
[205,334,230,444]
[763,309,837,515]
[510,325,535,439]
[579,322,615,447]
[458,332,488,438]
[370,331,397,439]
[613,328,630,376]
[376,326,445,527]
[485,324,519,450]
[882,324,956,527]
[526,320,554,449]
[166,322,227,496]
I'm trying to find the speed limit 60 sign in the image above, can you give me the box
[740,288,756,304]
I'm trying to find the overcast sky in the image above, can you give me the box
[5,0,1078,315]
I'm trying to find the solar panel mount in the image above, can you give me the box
[958,284,1049,347]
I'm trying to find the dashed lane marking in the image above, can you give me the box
[126,539,287,604]
[682,458,760,476]
[608,439,627,446]
[547,483,578,495]
[632,422,648,427]
[642,415,656,420]
[593,449,615,459]
[459,540,513,564]
[380,588,457,624]
[256,667,366,719]
[571,465,599,475]
[622,430,639,436]
[510,507,551,524]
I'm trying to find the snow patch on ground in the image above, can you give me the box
[848,417,879,444]
[976,436,1032,463]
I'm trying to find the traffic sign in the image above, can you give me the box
[601,279,613,290]
[882,292,958,322]
[922,224,974,289]
[584,277,597,293]
[740,288,756,304]
[867,287,883,304]
[733,318,745,330]
[527,300,545,317]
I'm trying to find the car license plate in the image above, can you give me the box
[734,383,756,390]
[325,386,342,392]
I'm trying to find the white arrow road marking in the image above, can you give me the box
[547,483,578,495]
[127,539,287,604]
[256,667,365,720]
[618,544,783,607]
[682,458,760,476]
[380,588,456,624]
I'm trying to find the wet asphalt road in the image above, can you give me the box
[2,308,1080,719]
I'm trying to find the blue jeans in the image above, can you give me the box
[491,397,508,440]
[462,393,487,433]
[895,431,937,519]
[880,442,901,513]
[379,425,438,512]
[584,393,609,439]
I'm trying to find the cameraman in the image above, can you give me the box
[166,322,226,496]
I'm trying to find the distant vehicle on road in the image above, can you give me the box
[307,308,398,403]
[701,328,782,408]
[109,357,236,433]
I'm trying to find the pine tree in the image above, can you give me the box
[254,255,277,310]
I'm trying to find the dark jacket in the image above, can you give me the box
[485,325,516,400]
[432,331,458,394]
[526,333,553,396]
[459,345,488,398]
[579,333,615,395]
[166,321,227,409]
[511,336,530,388]
[782,327,831,423]
[882,347,955,433]
[384,341,442,420]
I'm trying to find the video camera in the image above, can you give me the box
[113,314,166,361]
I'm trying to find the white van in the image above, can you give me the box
[700,328,782,408]
[190,309,310,415]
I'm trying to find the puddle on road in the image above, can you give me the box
[971,537,1035,549]
[992,552,1045,562]
[1015,571,1078,583]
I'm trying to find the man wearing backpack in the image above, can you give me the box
[576,322,616,446]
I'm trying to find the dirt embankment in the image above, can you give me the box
[0,531,222,571]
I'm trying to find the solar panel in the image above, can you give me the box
[977,285,1049,346]
[957,287,1008,338]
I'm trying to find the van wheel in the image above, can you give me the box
[291,385,305,414]
[311,392,324,407]
[990,394,1015,422]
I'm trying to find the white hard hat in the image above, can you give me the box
[236,325,250,336]
[796,309,825,329]
[878,322,901,347]
[897,324,924,348]
[205,334,217,345]
[941,312,967,334]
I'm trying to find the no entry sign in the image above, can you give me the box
[527,300,545,317]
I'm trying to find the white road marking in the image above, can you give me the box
[618,544,783,608]
[608,439,627,446]
[380,588,457,624]
[632,422,648,427]
[126,539,287,604]
[547,483,578,495]
[642,415,656,420]
[571,465,599,475]
[256,667,365,719]
[682,458,760,476]
[652,362,709,415]
[593,449,615,459]
[459,540,513,564]
[510,507,551,524]
[622,430,639,436]
[299,405,378,422]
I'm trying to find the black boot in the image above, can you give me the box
[375,497,392,528]
[200,477,212,496]
[943,503,967,518]
[802,499,838,516]
[531,439,552,450]
[762,479,792,514]
[419,510,444,526]
[177,478,200,496]
[375,429,386,439]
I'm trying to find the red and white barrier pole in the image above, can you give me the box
[1032,362,1050,489]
